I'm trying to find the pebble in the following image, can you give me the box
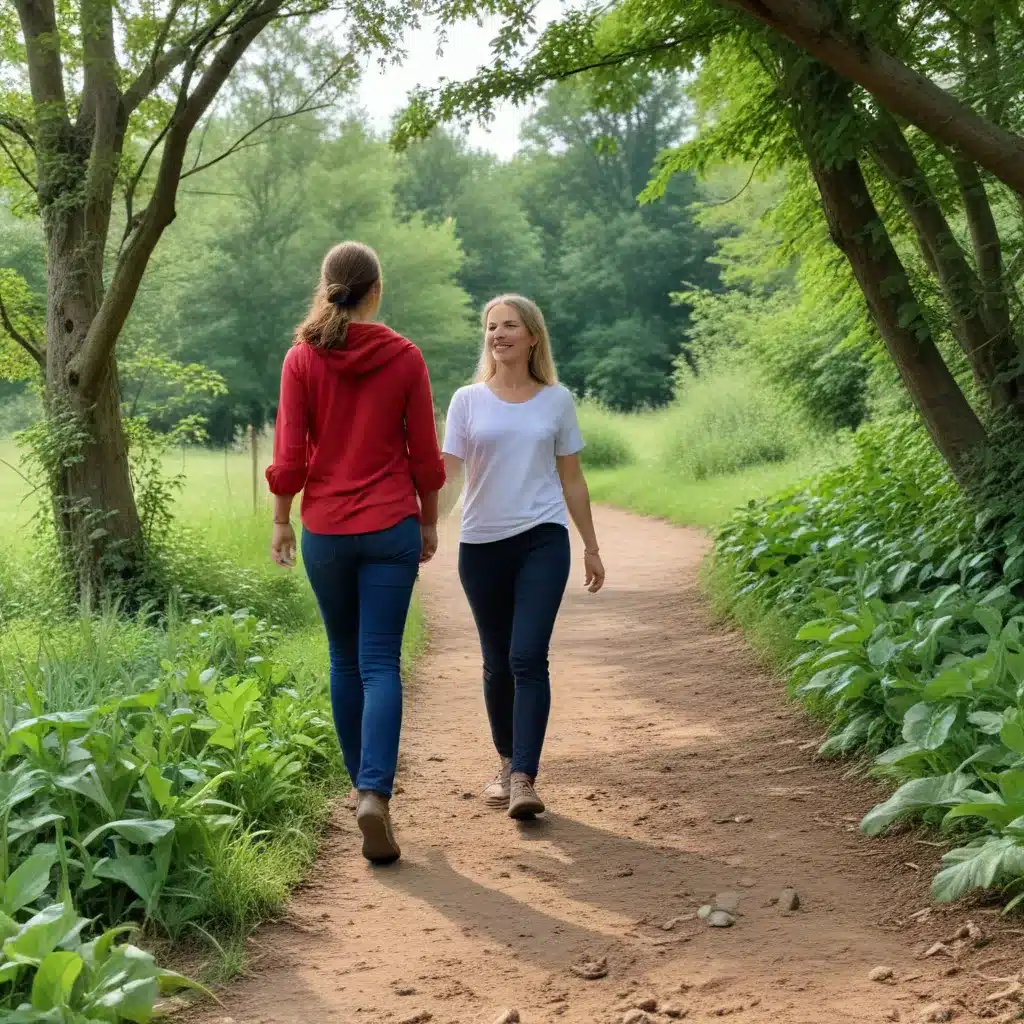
[714,891,741,914]
[738,877,756,888]
[394,986,417,996]
[707,911,735,928]
[399,1014,433,1024]
[635,997,658,1012]
[621,1012,648,1024]
[919,1005,952,1023]
[885,1012,900,1022]
[869,966,894,983]
[491,1011,520,1024]
[779,888,800,912]
[662,1006,688,1020]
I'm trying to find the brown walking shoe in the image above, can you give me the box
[483,757,512,808]
[508,773,544,820]
[355,791,401,864]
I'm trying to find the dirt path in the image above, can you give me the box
[194,508,1024,1024]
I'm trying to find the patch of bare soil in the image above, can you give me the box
[186,508,1024,1024]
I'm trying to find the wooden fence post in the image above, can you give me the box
[248,424,258,514]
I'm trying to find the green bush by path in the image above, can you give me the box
[713,415,1024,908]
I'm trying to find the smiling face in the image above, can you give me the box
[485,302,534,370]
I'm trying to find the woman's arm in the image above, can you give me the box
[440,454,464,518]
[266,350,308,567]
[405,353,446,562]
[557,454,605,593]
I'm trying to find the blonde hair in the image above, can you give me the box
[475,294,558,386]
[296,242,381,350]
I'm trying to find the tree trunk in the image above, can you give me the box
[869,110,1024,412]
[44,209,142,607]
[809,155,988,485]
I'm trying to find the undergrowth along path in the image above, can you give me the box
[192,507,1024,1024]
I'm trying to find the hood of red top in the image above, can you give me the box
[316,322,413,375]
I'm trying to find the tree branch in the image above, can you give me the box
[180,59,347,180]
[74,0,284,400]
[0,133,38,193]
[0,289,45,368]
[13,0,72,176]
[721,0,1024,198]
[0,113,36,149]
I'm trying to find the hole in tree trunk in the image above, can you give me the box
[68,371,79,387]
[64,319,74,333]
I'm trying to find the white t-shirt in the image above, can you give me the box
[443,383,585,544]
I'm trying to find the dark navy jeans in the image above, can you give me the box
[302,516,421,797]
[458,523,571,779]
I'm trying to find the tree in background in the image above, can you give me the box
[0,0,382,600]
[393,0,1024,489]
[394,76,720,411]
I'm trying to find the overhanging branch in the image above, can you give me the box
[0,289,44,369]
[0,113,35,149]
[74,0,285,400]
[0,133,38,193]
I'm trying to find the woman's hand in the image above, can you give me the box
[420,523,438,563]
[271,522,297,567]
[584,550,605,593]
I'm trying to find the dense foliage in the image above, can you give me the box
[0,605,343,1012]
[714,418,1024,905]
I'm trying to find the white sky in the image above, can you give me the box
[353,0,566,159]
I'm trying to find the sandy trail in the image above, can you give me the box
[192,507,1023,1024]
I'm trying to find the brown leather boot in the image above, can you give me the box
[508,773,544,820]
[355,791,401,864]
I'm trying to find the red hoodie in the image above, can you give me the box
[266,323,446,535]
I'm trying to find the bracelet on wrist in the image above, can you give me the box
[273,519,291,526]
[585,547,600,556]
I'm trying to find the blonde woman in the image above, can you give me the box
[442,295,605,820]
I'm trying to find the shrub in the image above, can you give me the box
[663,363,815,480]
[576,401,634,469]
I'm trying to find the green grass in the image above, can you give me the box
[576,370,848,529]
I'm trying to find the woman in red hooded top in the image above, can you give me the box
[267,241,445,865]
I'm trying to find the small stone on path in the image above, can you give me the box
[779,888,800,912]
[919,1004,953,1022]
[491,1011,520,1024]
[707,911,735,928]
[399,1014,432,1024]
[869,966,894,983]
[621,1012,648,1024]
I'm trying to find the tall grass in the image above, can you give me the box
[577,363,846,529]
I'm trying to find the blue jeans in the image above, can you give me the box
[458,523,571,779]
[302,517,421,797]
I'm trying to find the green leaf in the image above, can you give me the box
[902,702,957,750]
[976,605,1003,637]
[861,773,975,836]
[81,819,175,849]
[55,767,115,817]
[4,850,57,915]
[0,767,47,817]
[795,619,832,642]
[31,951,83,1011]
[867,636,897,668]
[93,856,158,905]
[1001,712,1024,755]
[922,664,973,700]
[3,903,85,964]
[932,837,1024,902]
[968,711,1005,735]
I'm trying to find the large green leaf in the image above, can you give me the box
[861,773,975,836]
[4,850,57,915]
[3,903,85,965]
[81,819,175,849]
[902,702,957,750]
[932,837,1024,902]
[93,857,158,906]
[31,950,84,1011]
[54,767,116,817]
[0,767,47,817]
